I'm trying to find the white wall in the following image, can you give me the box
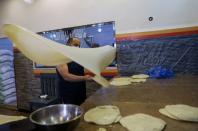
[0,0,198,37]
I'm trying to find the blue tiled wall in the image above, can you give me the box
[0,38,13,51]
[117,34,198,75]
[0,38,16,104]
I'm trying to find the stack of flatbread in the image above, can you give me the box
[159,104,198,122]
[110,74,149,86]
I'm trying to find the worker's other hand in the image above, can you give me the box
[84,75,93,81]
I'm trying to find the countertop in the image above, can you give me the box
[0,75,198,131]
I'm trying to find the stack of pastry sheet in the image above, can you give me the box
[0,49,16,104]
[110,74,149,86]
[110,77,132,86]
[130,74,149,83]
[159,104,198,122]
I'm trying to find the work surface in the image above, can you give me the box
[0,75,198,131]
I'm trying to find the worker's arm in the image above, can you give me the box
[84,37,92,47]
[56,64,92,82]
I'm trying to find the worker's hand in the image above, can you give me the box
[84,75,93,81]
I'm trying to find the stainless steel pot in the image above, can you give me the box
[29,104,83,131]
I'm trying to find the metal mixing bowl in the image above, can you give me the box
[29,104,83,131]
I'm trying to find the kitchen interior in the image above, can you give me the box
[0,0,198,131]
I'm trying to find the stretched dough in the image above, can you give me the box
[3,24,116,87]
[0,114,26,125]
[164,104,198,122]
[120,113,166,131]
[84,105,121,125]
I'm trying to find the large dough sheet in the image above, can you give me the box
[3,24,116,87]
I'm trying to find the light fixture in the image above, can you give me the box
[53,34,56,38]
[97,28,102,32]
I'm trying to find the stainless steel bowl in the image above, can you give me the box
[29,104,83,131]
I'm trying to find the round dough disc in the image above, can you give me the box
[84,105,121,125]
[159,108,179,120]
[120,113,166,131]
[165,104,198,122]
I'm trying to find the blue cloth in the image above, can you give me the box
[146,66,174,79]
